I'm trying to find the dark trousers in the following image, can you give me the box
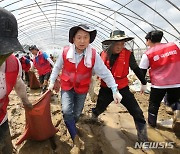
[0,120,13,154]
[25,71,29,82]
[148,87,180,116]
[93,86,146,124]
[39,72,51,85]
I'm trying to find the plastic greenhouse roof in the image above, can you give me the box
[1,0,180,54]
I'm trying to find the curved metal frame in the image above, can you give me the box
[1,0,179,51]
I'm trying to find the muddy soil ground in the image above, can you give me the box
[7,78,180,154]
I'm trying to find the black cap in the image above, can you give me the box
[0,7,24,55]
[29,45,39,51]
[69,24,97,43]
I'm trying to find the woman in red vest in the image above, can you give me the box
[48,24,122,153]
[139,30,180,135]
[0,7,32,154]
[91,30,148,142]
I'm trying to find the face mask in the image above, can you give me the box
[0,53,12,66]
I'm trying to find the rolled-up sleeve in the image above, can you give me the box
[93,53,117,88]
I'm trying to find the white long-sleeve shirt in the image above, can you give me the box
[49,48,117,89]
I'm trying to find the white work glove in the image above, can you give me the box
[140,84,147,93]
[48,83,54,91]
[113,91,122,104]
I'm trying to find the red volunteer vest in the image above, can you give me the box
[33,51,51,76]
[0,55,19,123]
[60,46,96,94]
[146,42,180,86]
[21,56,31,72]
[101,48,131,89]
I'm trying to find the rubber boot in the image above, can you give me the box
[65,120,77,140]
[172,102,180,136]
[148,112,157,128]
[173,110,180,135]
[135,121,148,142]
[65,120,81,154]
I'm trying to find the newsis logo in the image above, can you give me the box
[134,142,174,149]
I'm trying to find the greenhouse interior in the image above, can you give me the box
[0,0,180,154]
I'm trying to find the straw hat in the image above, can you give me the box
[102,30,134,45]
[69,24,97,43]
